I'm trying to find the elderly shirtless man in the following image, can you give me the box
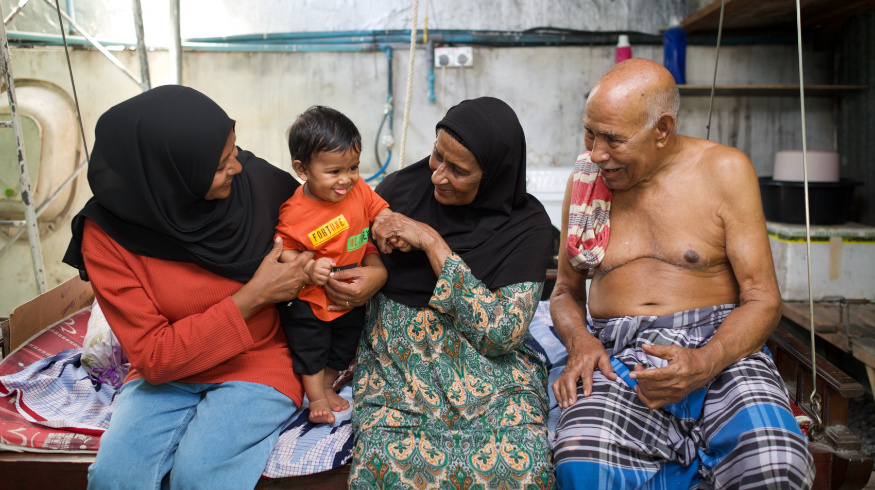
[550,59,813,489]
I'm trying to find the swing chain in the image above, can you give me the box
[808,392,824,441]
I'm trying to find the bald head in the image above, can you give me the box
[588,58,680,131]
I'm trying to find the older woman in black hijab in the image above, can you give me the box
[63,86,387,489]
[349,98,555,489]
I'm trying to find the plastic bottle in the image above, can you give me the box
[616,35,632,64]
[663,20,687,84]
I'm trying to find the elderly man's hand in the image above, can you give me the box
[553,331,618,408]
[629,344,715,409]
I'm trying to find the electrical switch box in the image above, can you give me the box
[434,47,474,68]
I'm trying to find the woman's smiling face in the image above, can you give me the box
[429,129,483,206]
[204,131,241,200]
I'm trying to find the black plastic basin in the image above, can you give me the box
[759,177,863,225]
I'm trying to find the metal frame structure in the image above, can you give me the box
[0,0,152,294]
[0,1,45,294]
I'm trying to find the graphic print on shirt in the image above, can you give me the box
[347,227,369,252]
[308,214,349,247]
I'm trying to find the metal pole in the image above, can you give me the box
[705,0,725,141]
[0,2,46,293]
[0,227,25,260]
[3,0,30,26]
[132,0,150,92]
[35,158,86,217]
[169,0,182,84]
[40,0,141,86]
[795,0,823,439]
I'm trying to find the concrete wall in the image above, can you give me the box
[0,40,835,315]
[1,0,686,45]
[0,0,838,315]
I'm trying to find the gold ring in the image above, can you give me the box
[346,301,350,308]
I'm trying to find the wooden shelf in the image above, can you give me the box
[678,84,869,97]
[682,0,875,33]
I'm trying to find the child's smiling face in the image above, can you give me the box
[293,149,361,203]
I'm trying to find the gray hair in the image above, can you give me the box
[643,84,680,130]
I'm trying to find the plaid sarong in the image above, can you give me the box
[565,151,612,269]
[553,304,814,489]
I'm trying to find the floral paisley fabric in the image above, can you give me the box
[350,254,555,490]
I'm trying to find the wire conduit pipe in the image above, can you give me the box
[366,47,394,183]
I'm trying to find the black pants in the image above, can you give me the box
[277,299,366,375]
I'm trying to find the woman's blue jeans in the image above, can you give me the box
[87,378,297,490]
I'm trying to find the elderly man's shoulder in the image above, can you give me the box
[685,136,759,190]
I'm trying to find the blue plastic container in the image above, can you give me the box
[663,25,687,85]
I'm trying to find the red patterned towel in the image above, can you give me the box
[565,151,612,269]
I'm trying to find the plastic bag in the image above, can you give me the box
[81,300,129,388]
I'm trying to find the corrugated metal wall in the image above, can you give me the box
[836,9,875,226]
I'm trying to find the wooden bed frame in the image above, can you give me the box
[1,277,872,489]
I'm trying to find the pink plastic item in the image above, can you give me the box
[616,35,632,63]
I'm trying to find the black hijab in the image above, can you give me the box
[63,85,299,282]
[376,97,553,307]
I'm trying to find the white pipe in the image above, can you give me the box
[132,0,150,92]
[169,0,182,84]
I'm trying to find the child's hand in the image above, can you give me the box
[310,257,335,285]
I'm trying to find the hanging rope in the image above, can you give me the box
[397,0,419,170]
[705,0,725,141]
[794,0,822,438]
[52,0,90,164]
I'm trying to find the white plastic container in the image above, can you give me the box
[772,150,840,182]
[0,80,82,235]
[525,167,574,230]
[768,221,875,301]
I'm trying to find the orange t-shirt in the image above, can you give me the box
[275,178,388,321]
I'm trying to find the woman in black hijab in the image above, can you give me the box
[349,97,555,489]
[65,86,387,489]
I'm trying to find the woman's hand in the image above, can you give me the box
[324,259,388,311]
[371,213,452,276]
[233,237,314,319]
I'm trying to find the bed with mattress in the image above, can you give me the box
[0,277,870,489]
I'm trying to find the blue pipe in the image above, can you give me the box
[365,151,392,183]
[187,29,664,46]
[385,47,394,132]
[426,40,435,103]
[7,29,799,51]
[184,42,375,53]
[5,31,377,52]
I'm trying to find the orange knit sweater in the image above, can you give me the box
[81,219,303,406]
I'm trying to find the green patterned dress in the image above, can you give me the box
[350,253,555,490]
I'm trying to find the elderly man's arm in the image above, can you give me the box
[550,173,618,409]
[631,147,782,408]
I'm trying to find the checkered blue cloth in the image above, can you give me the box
[0,302,568,477]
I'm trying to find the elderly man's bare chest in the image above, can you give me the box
[598,184,728,273]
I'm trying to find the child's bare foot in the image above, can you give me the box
[308,399,336,424]
[325,388,350,412]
